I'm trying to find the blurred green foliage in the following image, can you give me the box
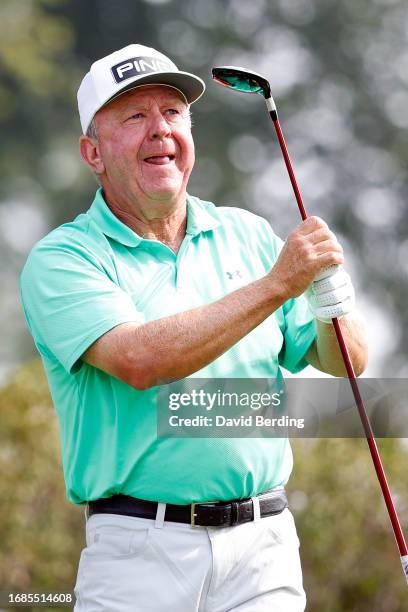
[0,360,82,611]
[291,438,408,611]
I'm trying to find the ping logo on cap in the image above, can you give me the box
[111,56,174,83]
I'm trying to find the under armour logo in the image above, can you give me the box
[226,270,243,280]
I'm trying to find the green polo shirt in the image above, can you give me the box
[20,188,316,505]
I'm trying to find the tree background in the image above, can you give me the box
[1,0,408,610]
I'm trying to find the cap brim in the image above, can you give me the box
[101,71,205,111]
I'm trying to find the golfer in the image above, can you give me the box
[20,44,367,611]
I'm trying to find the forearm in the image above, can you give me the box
[129,275,286,388]
[311,313,368,377]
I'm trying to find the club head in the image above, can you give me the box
[212,66,271,99]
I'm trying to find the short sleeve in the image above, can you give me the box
[278,295,316,373]
[20,238,144,374]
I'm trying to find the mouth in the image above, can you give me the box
[143,154,176,166]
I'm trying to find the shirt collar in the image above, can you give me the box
[185,194,221,236]
[88,189,143,247]
[88,188,220,246]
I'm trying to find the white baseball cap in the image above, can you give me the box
[77,44,206,134]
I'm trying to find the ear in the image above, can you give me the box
[79,135,105,175]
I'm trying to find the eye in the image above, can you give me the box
[126,112,144,121]
[165,108,180,116]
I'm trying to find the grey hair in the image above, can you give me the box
[84,118,101,185]
[86,118,99,141]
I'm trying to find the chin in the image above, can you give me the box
[145,189,182,202]
[143,182,186,201]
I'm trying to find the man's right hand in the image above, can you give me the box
[270,216,345,299]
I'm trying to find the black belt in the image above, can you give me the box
[88,488,288,528]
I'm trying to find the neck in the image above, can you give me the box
[102,188,188,254]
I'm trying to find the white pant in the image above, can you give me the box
[74,507,306,611]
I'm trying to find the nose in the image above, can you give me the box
[148,109,171,140]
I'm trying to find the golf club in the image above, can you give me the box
[212,65,408,582]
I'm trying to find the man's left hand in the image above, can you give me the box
[306,265,356,323]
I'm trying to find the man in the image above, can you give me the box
[20,44,367,611]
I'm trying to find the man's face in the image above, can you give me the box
[94,85,195,206]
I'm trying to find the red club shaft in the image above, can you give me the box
[270,112,407,558]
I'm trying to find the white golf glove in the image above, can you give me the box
[306,265,355,323]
